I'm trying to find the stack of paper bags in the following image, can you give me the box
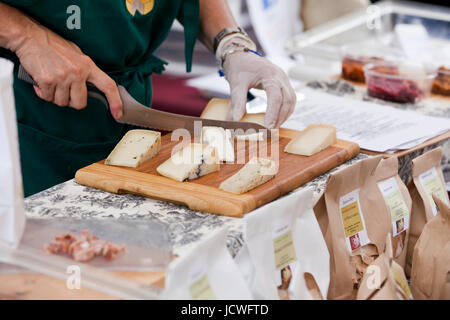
[0,58,25,248]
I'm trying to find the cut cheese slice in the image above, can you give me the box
[235,132,265,141]
[284,124,337,156]
[157,143,220,182]
[200,98,266,141]
[200,98,231,121]
[219,157,276,194]
[241,113,266,126]
[105,129,161,168]
[202,126,235,162]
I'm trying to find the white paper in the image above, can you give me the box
[282,88,450,152]
[246,0,302,57]
[395,24,432,63]
[0,59,25,249]
[235,187,330,300]
[162,227,253,300]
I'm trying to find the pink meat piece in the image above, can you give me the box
[42,229,126,262]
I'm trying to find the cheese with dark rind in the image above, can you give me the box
[105,129,161,168]
[156,143,220,182]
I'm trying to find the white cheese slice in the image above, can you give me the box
[200,99,231,120]
[157,143,220,182]
[284,124,337,156]
[202,126,235,162]
[219,157,276,194]
[105,129,161,167]
[235,131,265,141]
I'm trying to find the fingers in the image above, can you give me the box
[34,80,55,102]
[54,81,71,107]
[230,84,248,121]
[69,81,88,109]
[276,85,297,128]
[88,65,123,119]
[262,80,283,129]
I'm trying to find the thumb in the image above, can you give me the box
[230,85,248,121]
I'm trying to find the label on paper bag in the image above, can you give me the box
[188,264,216,300]
[378,177,410,236]
[391,267,412,299]
[418,167,449,216]
[272,221,298,289]
[339,189,370,253]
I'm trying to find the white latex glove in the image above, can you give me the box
[220,39,296,129]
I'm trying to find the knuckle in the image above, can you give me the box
[105,79,117,92]
[55,69,68,80]
[286,96,296,106]
[40,75,55,86]
[80,55,93,66]
[69,65,83,78]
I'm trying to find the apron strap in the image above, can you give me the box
[182,0,200,73]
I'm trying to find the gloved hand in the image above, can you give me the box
[219,37,297,129]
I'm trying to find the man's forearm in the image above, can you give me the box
[198,0,238,52]
[0,3,37,52]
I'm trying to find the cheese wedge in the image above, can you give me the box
[157,143,220,182]
[241,113,266,126]
[200,98,266,141]
[219,157,276,194]
[284,124,336,156]
[105,129,161,167]
[200,98,231,120]
[202,126,235,162]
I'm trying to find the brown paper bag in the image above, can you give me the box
[314,156,392,300]
[357,234,413,300]
[406,147,449,277]
[410,195,450,300]
[374,156,412,269]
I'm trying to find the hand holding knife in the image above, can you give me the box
[17,65,270,136]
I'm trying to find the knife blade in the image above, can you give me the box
[17,65,270,137]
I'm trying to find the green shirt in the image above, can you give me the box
[0,0,199,196]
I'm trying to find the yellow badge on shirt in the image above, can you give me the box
[126,0,154,16]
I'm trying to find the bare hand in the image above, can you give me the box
[14,25,122,119]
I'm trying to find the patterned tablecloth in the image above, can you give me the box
[25,80,450,258]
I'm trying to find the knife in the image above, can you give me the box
[17,65,270,137]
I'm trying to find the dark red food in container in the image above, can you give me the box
[364,62,435,104]
[367,76,424,103]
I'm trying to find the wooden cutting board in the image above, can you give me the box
[75,128,359,217]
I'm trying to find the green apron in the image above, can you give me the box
[1,0,199,196]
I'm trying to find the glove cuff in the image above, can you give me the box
[215,33,257,65]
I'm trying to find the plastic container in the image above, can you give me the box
[341,55,384,83]
[363,61,437,104]
[340,42,403,83]
[432,66,450,96]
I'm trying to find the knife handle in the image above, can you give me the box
[17,65,110,110]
